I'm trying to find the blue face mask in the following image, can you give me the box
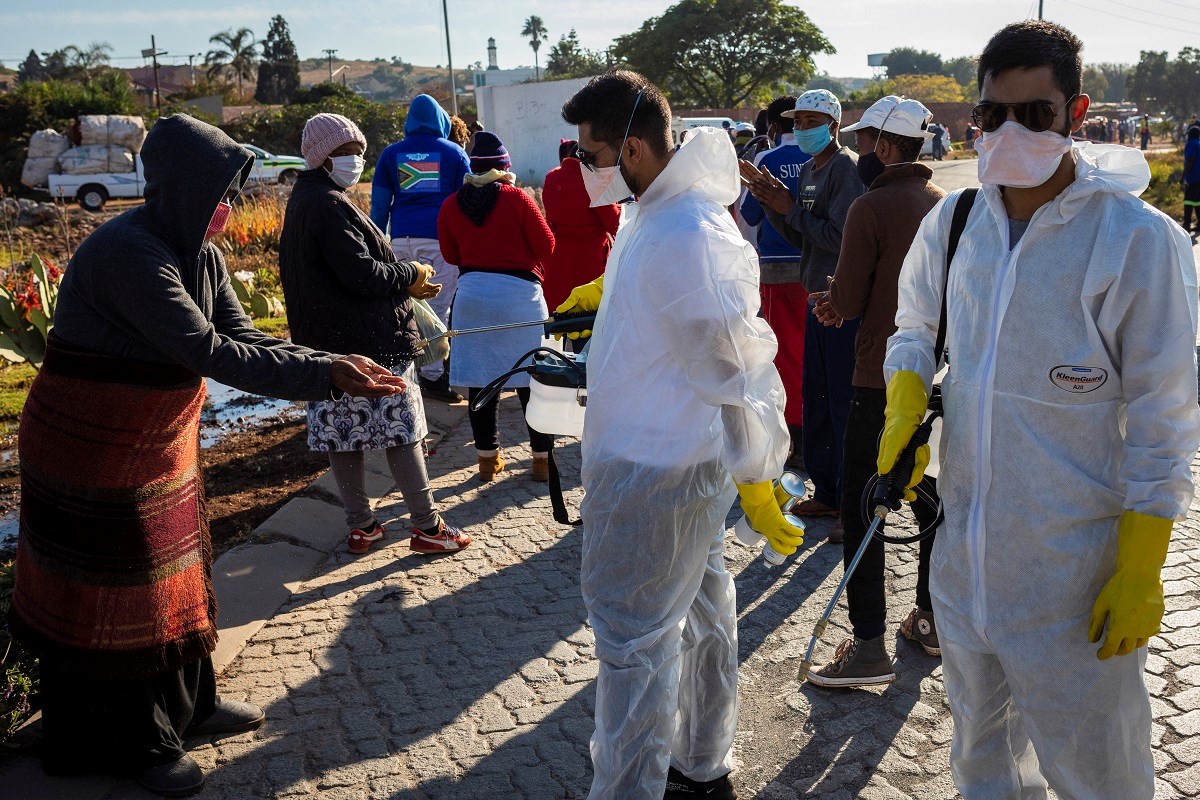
[795,123,833,155]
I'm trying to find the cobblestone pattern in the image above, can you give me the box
[196,400,1200,799]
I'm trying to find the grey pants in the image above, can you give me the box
[326,444,438,531]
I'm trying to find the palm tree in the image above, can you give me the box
[521,15,548,81]
[205,27,258,96]
[65,41,112,78]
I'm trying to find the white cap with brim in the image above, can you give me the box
[781,89,842,123]
[842,95,935,140]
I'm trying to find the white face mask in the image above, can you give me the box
[975,121,1072,188]
[582,164,634,207]
[326,154,366,189]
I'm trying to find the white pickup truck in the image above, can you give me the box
[43,144,306,212]
[46,156,145,212]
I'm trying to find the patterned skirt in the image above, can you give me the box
[306,361,428,451]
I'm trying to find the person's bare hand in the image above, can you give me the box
[407,261,440,299]
[739,161,792,215]
[331,355,406,397]
[811,278,843,328]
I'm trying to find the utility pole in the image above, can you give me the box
[323,49,338,83]
[1038,0,1044,20]
[442,0,458,116]
[141,37,167,113]
[186,53,198,85]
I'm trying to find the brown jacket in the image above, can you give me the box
[829,163,946,389]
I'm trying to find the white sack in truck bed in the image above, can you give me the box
[27,129,71,159]
[58,145,134,175]
[77,115,147,153]
[20,157,58,188]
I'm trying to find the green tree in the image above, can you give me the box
[255,16,301,104]
[206,27,258,96]
[1165,48,1200,120]
[1128,50,1169,112]
[804,73,846,97]
[942,55,975,87]
[521,15,549,81]
[847,74,965,108]
[883,47,943,77]
[545,29,607,80]
[1096,62,1131,103]
[16,50,43,83]
[612,0,833,108]
[65,42,112,79]
[1082,65,1108,103]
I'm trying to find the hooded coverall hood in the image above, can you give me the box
[404,94,451,138]
[638,125,741,208]
[140,114,252,264]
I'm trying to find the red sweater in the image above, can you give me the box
[541,158,620,309]
[437,183,555,281]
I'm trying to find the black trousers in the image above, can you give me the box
[467,386,553,453]
[1183,183,1200,231]
[40,656,217,774]
[839,387,939,641]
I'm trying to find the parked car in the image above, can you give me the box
[238,144,306,184]
[46,155,145,212]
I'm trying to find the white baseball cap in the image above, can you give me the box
[782,89,842,124]
[842,95,935,140]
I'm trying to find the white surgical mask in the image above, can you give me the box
[582,165,634,207]
[326,154,366,189]
[581,90,643,207]
[975,121,1072,188]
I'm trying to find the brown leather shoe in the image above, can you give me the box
[478,452,506,482]
[531,455,549,482]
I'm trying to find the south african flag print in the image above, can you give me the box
[398,157,441,192]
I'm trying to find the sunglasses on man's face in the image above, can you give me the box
[574,143,612,172]
[971,96,1077,133]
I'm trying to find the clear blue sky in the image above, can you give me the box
[1,0,1196,79]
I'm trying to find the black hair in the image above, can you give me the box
[767,95,797,134]
[561,70,672,157]
[858,126,923,162]
[1189,126,1200,141]
[978,21,1083,101]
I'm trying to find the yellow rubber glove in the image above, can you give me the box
[876,370,930,503]
[1089,510,1171,660]
[736,481,805,557]
[554,275,604,340]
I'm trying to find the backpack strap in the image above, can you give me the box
[934,188,978,367]
[545,446,581,527]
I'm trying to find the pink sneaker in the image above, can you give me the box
[409,520,471,553]
[347,521,385,554]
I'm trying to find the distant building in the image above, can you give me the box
[473,38,536,88]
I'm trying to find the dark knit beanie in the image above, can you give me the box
[470,131,511,172]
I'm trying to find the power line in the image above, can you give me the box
[1087,0,1200,27]
[1054,0,1200,37]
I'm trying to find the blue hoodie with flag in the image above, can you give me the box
[371,95,470,239]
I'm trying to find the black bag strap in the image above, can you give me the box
[545,446,581,527]
[935,188,978,367]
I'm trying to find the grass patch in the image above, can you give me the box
[252,316,290,336]
[1144,149,1185,221]
[0,364,36,439]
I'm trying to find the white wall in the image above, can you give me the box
[476,77,596,187]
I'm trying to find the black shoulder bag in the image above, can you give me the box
[934,188,978,368]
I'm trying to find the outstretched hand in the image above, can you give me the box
[331,355,406,398]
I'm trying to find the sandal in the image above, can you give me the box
[789,498,840,518]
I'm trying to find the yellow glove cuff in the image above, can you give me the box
[1116,510,1172,572]
[735,480,775,510]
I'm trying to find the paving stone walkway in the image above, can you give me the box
[183,403,1200,799]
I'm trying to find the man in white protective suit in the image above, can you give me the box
[881,21,1200,799]
[555,71,804,800]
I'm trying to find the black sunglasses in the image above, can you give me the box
[971,96,1077,133]
[574,143,612,172]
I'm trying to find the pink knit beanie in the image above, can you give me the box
[301,113,367,169]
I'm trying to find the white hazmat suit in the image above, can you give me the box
[580,126,789,799]
[886,142,1200,799]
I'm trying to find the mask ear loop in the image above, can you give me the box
[615,90,644,168]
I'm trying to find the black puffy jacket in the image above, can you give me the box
[280,169,421,370]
